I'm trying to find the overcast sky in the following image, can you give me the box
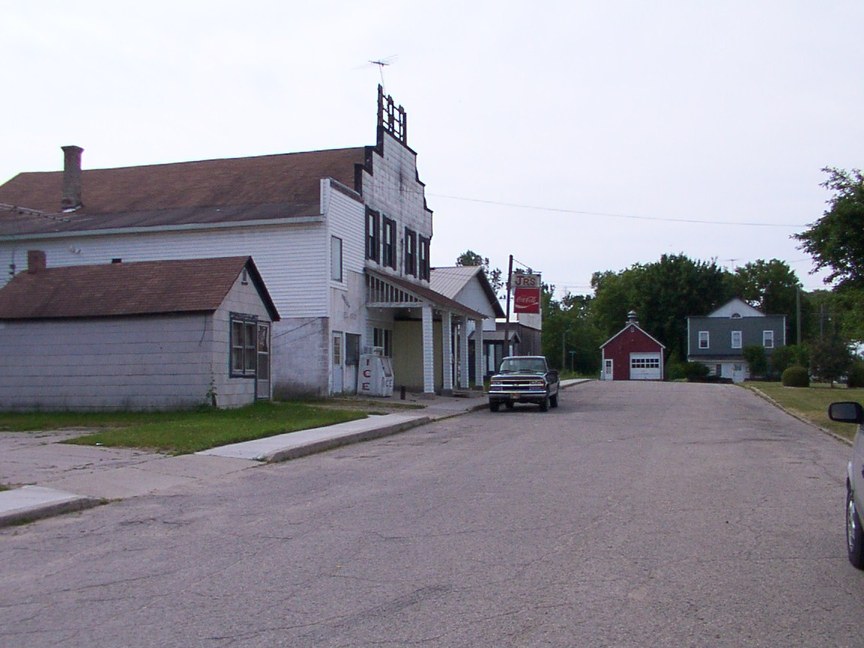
[3,1,862,296]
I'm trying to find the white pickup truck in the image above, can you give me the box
[487,355,560,412]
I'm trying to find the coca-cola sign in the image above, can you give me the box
[513,273,541,313]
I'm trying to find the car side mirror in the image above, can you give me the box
[829,401,864,424]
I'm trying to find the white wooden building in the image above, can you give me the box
[0,87,492,400]
[0,253,278,410]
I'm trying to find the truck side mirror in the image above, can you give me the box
[829,401,864,424]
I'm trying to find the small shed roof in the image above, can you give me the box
[430,266,505,318]
[0,256,279,321]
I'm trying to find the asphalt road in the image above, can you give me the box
[2,381,863,647]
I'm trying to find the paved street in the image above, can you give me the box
[2,381,863,647]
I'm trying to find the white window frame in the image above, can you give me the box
[731,330,742,349]
[763,330,774,349]
[698,330,710,349]
[230,314,258,377]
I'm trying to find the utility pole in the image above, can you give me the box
[503,254,513,358]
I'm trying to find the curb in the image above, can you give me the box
[746,385,853,446]
[0,486,102,528]
[261,416,432,462]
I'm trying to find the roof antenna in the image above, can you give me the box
[368,55,397,91]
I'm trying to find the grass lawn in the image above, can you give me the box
[744,381,864,442]
[0,401,367,454]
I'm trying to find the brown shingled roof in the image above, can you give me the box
[0,147,367,236]
[0,256,280,321]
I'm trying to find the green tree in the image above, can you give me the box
[794,167,864,288]
[541,285,603,375]
[591,254,734,361]
[731,259,802,342]
[810,335,854,385]
[455,250,504,298]
[743,345,768,378]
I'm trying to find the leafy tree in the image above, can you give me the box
[810,335,854,385]
[731,259,802,342]
[743,345,768,378]
[455,250,504,298]
[591,254,734,361]
[794,167,864,288]
[541,284,603,375]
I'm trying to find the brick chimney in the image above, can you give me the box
[61,145,84,211]
[27,250,46,274]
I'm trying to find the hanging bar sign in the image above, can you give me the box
[513,273,541,314]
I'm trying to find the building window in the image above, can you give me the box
[419,235,430,281]
[382,217,396,269]
[698,331,710,349]
[374,327,392,356]
[404,227,417,276]
[331,236,343,282]
[345,333,361,366]
[763,330,774,348]
[731,330,742,349]
[365,209,380,262]
[333,332,343,366]
[257,323,270,380]
[630,357,660,369]
[231,314,258,377]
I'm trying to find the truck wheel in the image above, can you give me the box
[489,402,500,412]
[550,393,558,408]
[539,396,549,412]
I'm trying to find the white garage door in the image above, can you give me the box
[630,353,662,380]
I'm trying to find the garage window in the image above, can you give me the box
[631,357,660,370]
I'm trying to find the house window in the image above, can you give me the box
[404,227,417,276]
[763,330,774,349]
[374,327,392,356]
[365,209,380,262]
[698,331,710,349]
[419,235,430,281]
[731,330,742,349]
[382,217,396,269]
[331,236,343,282]
[231,314,258,377]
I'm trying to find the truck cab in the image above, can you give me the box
[488,355,560,412]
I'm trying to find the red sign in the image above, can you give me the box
[512,273,541,314]
[514,287,540,313]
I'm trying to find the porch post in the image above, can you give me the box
[422,304,435,394]
[473,318,484,388]
[441,310,453,394]
[458,317,469,389]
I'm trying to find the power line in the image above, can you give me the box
[428,193,804,228]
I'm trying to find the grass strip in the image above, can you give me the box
[0,401,367,454]
[745,382,864,441]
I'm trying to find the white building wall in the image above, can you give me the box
[212,269,276,407]
[0,315,214,411]
[360,132,433,282]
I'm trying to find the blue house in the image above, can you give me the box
[686,297,786,382]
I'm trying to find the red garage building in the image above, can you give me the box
[600,311,665,381]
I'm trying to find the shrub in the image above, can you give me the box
[848,362,864,388]
[683,362,710,382]
[781,365,810,388]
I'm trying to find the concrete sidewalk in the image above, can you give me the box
[0,381,586,527]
